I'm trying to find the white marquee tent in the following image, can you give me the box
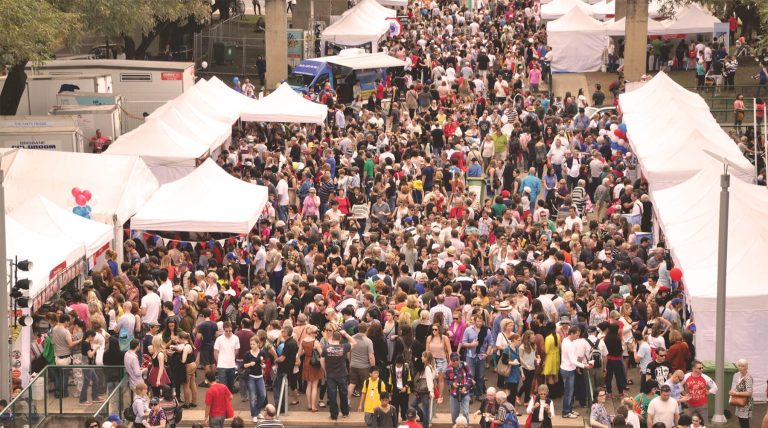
[0,149,158,263]
[131,159,269,234]
[105,118,210,183]
[541,0,594,20]
[604,17,669,36]
[374,0,406,7]
[652,170,768,401]
[662,3,720,34]
[11,196,113,259]
[321,0,396,51]
[547,7,608,72]
[619,72,708,115]
[5,216,84,301]
[241,82,328,124]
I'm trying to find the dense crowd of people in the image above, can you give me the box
[12,1,768,428]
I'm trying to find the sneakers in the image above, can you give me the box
[198,381,210,388]
[353,390,361,397]
[252,417,259,423]
[563,412,579,419]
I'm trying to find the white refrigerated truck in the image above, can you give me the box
[0,116,84,152]
[28,60,195,131]
[0,73,113,116]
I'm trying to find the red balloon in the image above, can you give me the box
[71,187,81,197]
[75,194,87,206]
[614,129,622,137]
[670,267,683,282]
[82,190,92,202]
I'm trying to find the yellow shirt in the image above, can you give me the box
[361,378,386,413]
[411,179,424,191]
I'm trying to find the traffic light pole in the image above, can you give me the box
[0,169,10,400]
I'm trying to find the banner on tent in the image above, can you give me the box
[129,230,247,252]
[33,257,87,310]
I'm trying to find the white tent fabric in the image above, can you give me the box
[105,118,210,183]
[662,3,720,34]
[325,51,408,70]
[131,159,269,233]
[6,216,85,300]
[620,72,753,189]
[1,149,158,226]
[149,80,242,124]
[241,82,328,124]
[590,0,614,18]
[11,196,113,258]
[541,0,594,20]
[375,0,406,7]
[321,0,396,50]
[547,7,608,72]
[603,17,668,36]
[652,171,768,400]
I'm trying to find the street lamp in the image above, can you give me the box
[702,149,733,425]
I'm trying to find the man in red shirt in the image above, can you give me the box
[204,372,232,428]
[402,408,423,428]
[682,361,718,427]
[375,79,385,108]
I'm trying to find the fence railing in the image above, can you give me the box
[0,366,126,428]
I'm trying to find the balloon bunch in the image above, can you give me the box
[71,187,93,219]
[670,267,683,282]
[609,123,628,144]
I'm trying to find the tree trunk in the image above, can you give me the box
[0,62,28,116]
[123,35,137,59]
[134,21,171,60]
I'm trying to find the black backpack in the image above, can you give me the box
[586,337,602,368]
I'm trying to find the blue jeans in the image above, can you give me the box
[450,393,470,424]
[560,368,575,416]
[79,368,98,403]
[238,362,248,401]
[326,377,349,420]
[217,367,236,393]
[411,393,431,428]
[277,205,288,222]
[468,356,486,397]
[247,376,266,417]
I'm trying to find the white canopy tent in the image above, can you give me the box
[321,0,396,51]
[604,16,669,36]
[547,7,608,72]
[11,196,113,259]
[652,170,768,401]
[149,79,242,124]
[241,82,328,124]
[374,0,406,7]
[105,118,210,183]
[131,159,269,233]
[619,72,708,115]
[324,51,408,69]
[0,149,158,263]
[590,0,614,19]
[541,0,594,20]
[662,3,720,34]
[5,216,85,302]
[147,104,231,152]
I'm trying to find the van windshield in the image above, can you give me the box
[286,73,315,87]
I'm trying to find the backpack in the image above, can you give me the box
[363,378,389,397]
[118,326,131,352]
[123,397,140,422]
[42,335,55,365]
[192,285,205,302]
[502,402,520,428]
[587,337,602,368]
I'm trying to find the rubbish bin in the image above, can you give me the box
[213,41,236,65]
[701,360,737,417]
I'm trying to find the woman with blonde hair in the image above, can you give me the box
[148,335,170,396]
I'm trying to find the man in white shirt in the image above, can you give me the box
[276,173,290,222]
[560,326,591,419]
[429,295,453,330]
[547,137,568,180]
[647,384,679,428]
[214,321,241,393]
[156,269,173,303]
[564,206,583,232]
[140,281,161,326]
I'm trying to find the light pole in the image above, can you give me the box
[703,149,731,425]
[0,169,8,400]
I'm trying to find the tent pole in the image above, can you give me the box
[754,99,758,179]
[711,170,730,425]
[764,105,767,185]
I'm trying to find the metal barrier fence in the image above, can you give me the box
[0,366,126,428]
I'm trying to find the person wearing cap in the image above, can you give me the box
[445,352,474,424]
[401,408,422,428]
[520,167,541,213]
[647,384,680,428]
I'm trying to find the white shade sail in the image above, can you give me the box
[131,159,269,233]
[241,82,328,124]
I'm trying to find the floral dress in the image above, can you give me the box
[731,372,753,418]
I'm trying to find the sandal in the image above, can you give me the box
[311,408,319,413]
[290,400,300,405]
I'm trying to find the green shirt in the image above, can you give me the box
[634,392,658,426]
[492,133,507,154]
[592,90,605,107]
[364,159,374,177]
[491,202,507,217]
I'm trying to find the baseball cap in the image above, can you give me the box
[149,397,160,406]
[406,408,418,419]
[107,414,123,424]
[671,298,683,306]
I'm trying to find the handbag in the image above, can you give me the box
[310,342,322,368]
[496,353,512,377]
[729,394,747,407]
[414,375,429,395]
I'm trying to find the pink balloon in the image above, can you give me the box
[82,190,92,202]
[75,194,87,206]
[71,187,81,197]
